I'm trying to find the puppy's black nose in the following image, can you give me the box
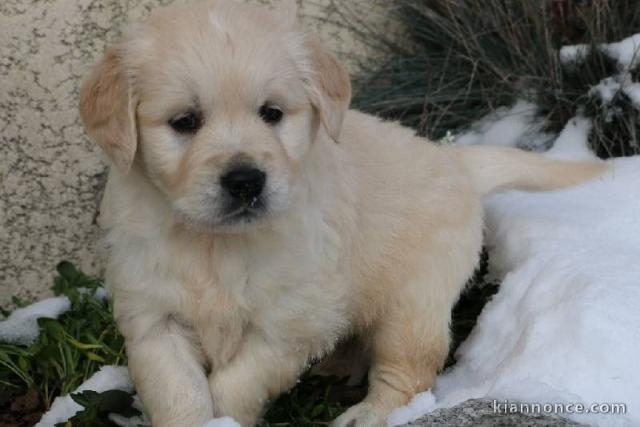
[220,166,266,201]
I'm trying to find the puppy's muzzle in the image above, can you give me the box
[220,165,266,204]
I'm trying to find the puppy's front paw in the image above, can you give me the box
[331,402,387,427]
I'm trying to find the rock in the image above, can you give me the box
[404,399,584,427]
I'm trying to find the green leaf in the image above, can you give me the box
[52,276,69,297]
[39,318,65,339]
[11,296,30,308]
[86,352,106,363]
[95,390,139,415]
[17,356,29,373]
[66,337,103,351]
[70,390,94,407]
[67,389,141,426]
[1,263,125,423]
[310,403,326,418]
[56,261,78,281]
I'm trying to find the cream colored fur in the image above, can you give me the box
[79,1,607,426]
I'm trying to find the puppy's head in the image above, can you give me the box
[80,0,351,232]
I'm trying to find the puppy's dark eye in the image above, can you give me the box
[259,104,283,125]
[169,111,202,134]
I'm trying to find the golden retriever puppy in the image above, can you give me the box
[79,1,606,426]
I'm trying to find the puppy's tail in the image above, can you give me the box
[456,145,608,196]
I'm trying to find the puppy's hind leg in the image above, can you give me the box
[311,335,371,386]
[332,247,479,427]
[332,306,451,427]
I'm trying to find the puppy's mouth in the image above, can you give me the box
[173,196,269,233]
[173,179,293,233]
[220,197,267,225]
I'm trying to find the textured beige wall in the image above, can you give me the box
[0,0,378,306]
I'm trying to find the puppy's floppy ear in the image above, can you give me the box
[80,48,137,172]
[303,35,352,142]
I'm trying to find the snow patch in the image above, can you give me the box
[35,365,242,427]
[588,70,640,118]
[622,82,640,109]
[589,76,622,105]
[36,366,134,427]
[390,115,639,426]
[455,100,552,149]
[561,33,640,71]
[387,391,436,426]
[561,33,640,113]
[93,286,110,301]
[559,44,590,65]
[433,156,639,427]
[0,297,71,345]
[562,34,640,115]
[546,117,596,161]
[82,286,110,301]
[202,417,243,427]
[601,33,640,70]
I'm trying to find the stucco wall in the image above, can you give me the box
[0,0,376,306]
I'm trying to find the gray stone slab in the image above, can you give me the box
[403,399,585,427]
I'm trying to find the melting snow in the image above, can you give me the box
[622,83,640,109]
[562,34,640,115]
[202,418,242,427]
[560,33,640,71]
[589,76,622,105]
[559,44,590,65]
[36,366,134,427]
[601,33,640,71]
[389,113,640,427]
[0,297,70,345]
[35,365,241,427]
